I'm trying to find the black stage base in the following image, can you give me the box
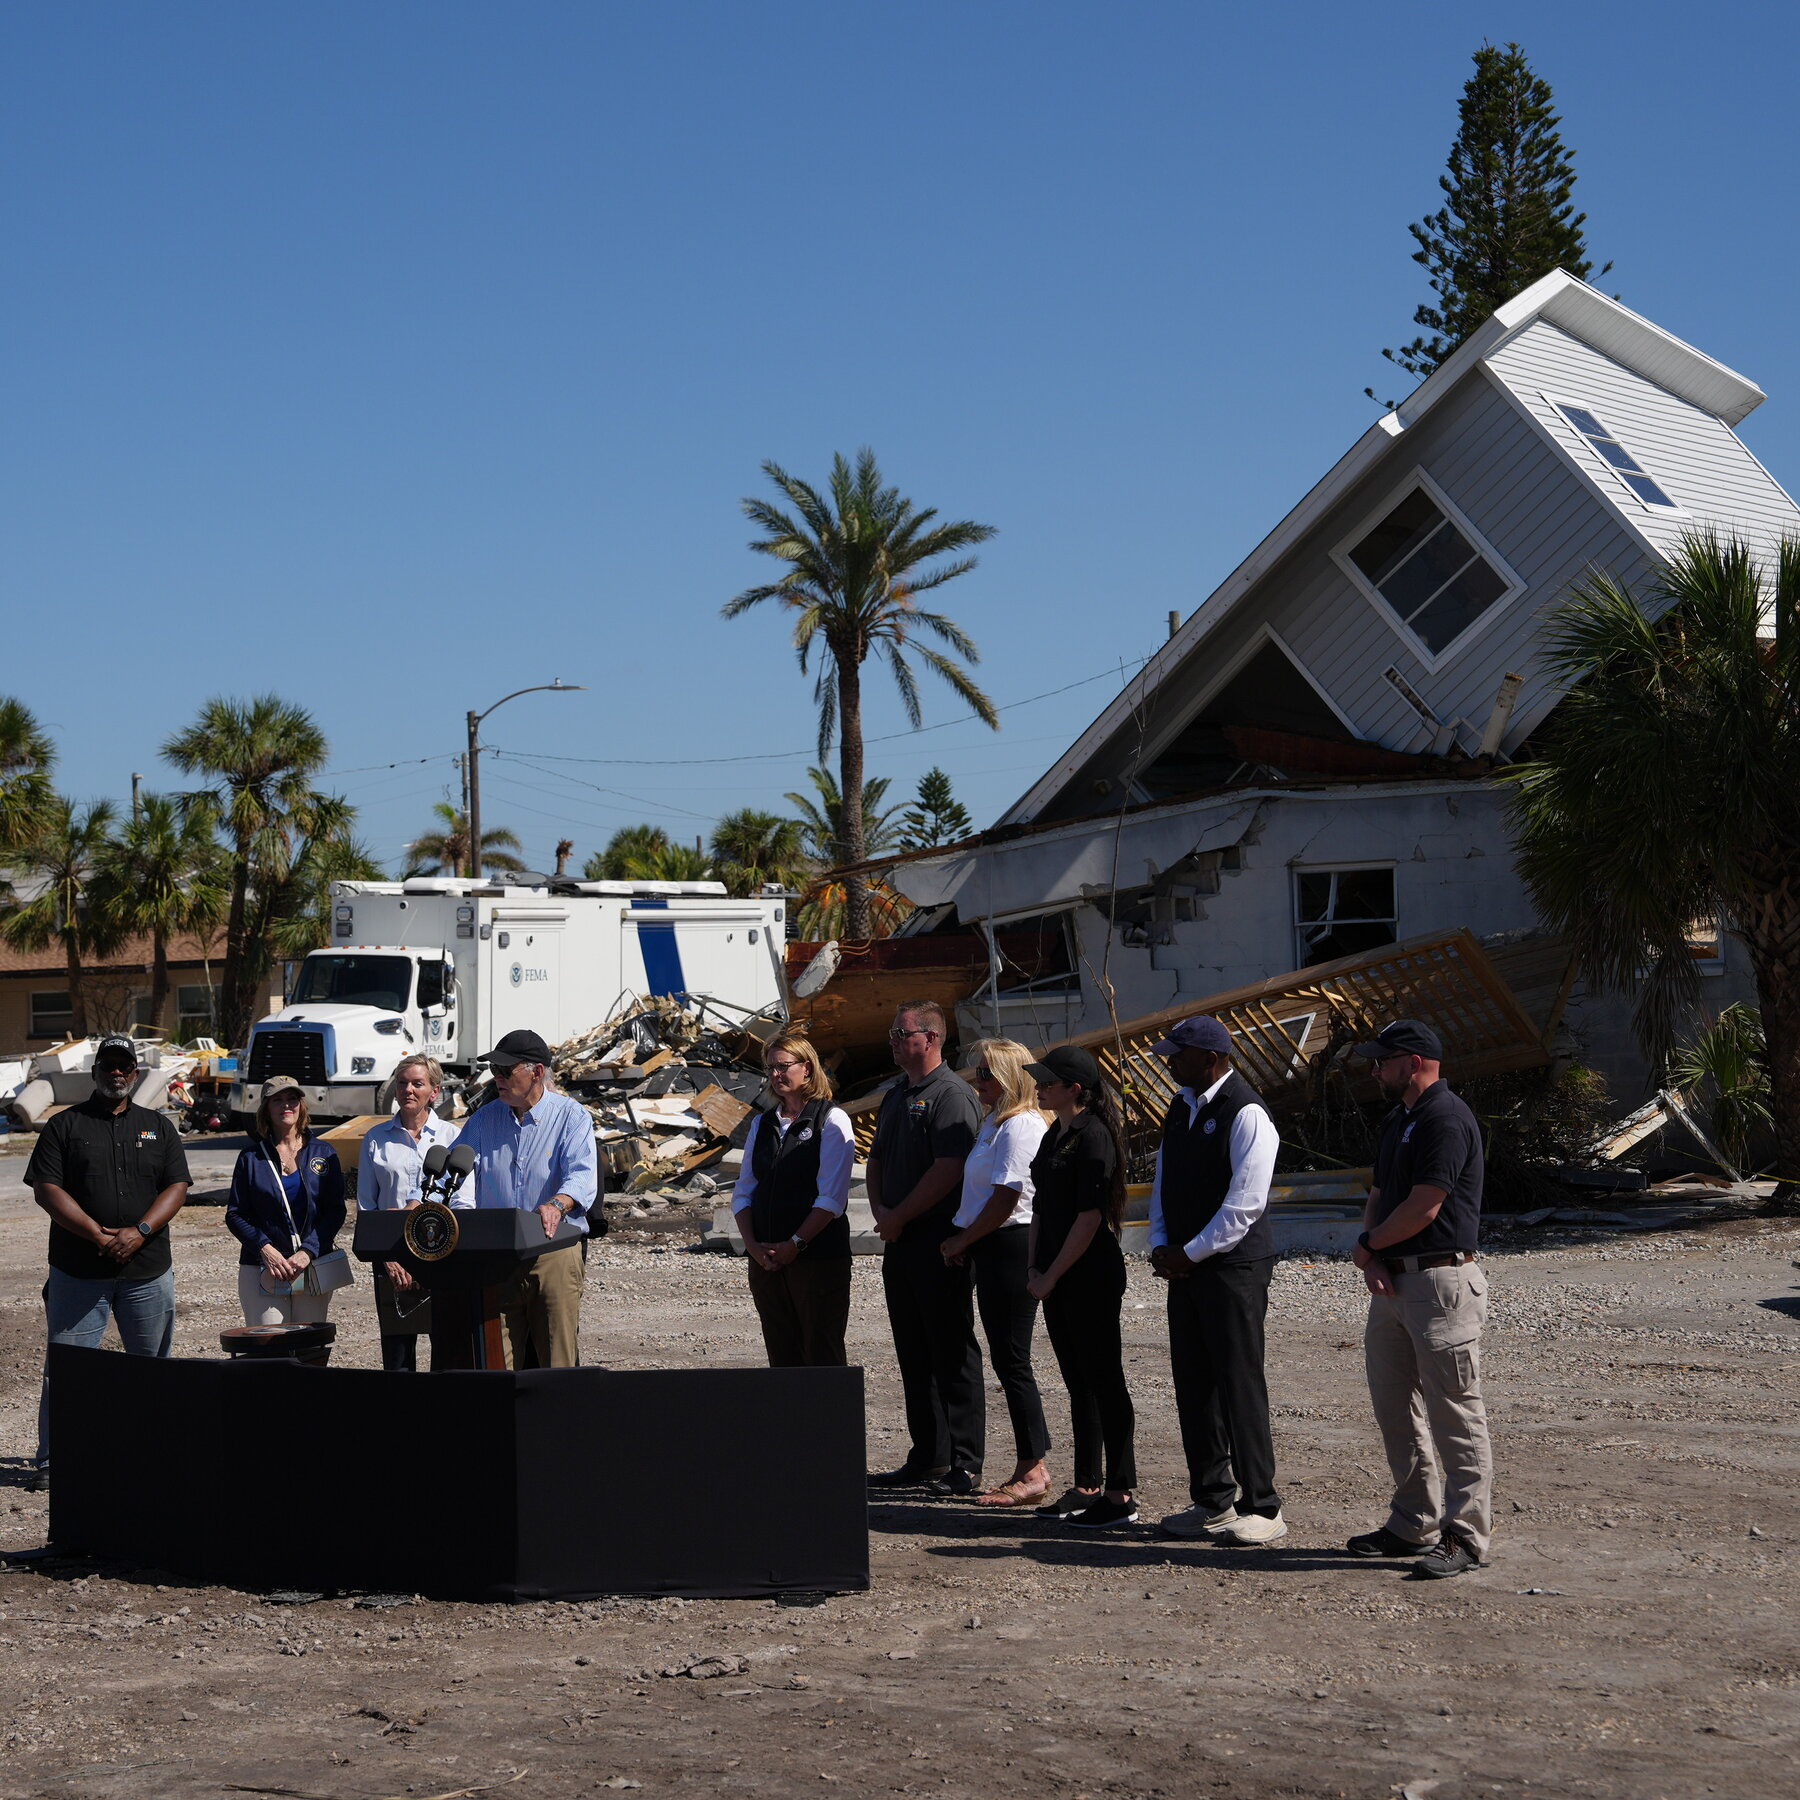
[47,1345,868,1601]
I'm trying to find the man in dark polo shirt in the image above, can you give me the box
[1347,1019,1490,1579]
[866,1001,984,1492]
[27,1034,191,1487]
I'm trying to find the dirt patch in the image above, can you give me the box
[0,1181,1796,1798]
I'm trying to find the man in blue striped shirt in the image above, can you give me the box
[455,1030,598,1367]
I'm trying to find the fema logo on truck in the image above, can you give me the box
[511,963,522,986]
[510,962,548,986]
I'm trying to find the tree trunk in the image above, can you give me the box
[1739,872,1800,1202]
[837,650,870,940]
[218,831,254,1049]
[65,932,88,1038]
[150,930,170,1034]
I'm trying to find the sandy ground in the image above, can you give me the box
[0,1131,1796,1800]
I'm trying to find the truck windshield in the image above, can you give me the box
[291,955,413,1012]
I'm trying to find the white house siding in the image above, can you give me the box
[1485,319,1800,566]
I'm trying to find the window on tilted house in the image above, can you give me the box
[1553,403,1677,509]
[1346,488,1512,656]
[29,990,74,1039]
[1293,868,1397,968]
[176,983,219,1037]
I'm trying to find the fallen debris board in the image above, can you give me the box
[690,1086,753,1140]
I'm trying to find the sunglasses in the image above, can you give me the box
[268,1094,303,1107]
[975,1065,996,1082]
[889,1027,938,1043]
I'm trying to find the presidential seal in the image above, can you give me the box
[403,1199,460,1262]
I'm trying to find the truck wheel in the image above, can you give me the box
[228,1109,257,1134]
[374,1074,400,1114]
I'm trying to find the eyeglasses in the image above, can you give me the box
[889,1027,938,1043]
[767,1059,806,1075]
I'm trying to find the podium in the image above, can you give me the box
[352,1202,582,1370]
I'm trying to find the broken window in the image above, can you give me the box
[1345,486,1512,656]
[1685,911,1725,975]
[1294,868,1397,967]
[988,911,1081,996]
[1554,403,1677,510]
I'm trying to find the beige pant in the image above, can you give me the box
[502,1242,585,1369]
[1364,1261,1492,1557]
[238,1264,333,1328]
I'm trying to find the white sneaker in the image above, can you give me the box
[1159,1504,1238,1539]
[1218,1509,1288,1546]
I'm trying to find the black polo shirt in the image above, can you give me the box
[869,1061,982,1246]
[1370,1078,1483,1256]
[1029,1109,1124,1275]
[25,1096,190,1280]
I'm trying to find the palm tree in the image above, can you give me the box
[402,802,526,879]
[0,696,55,860]
[710,809,812,897]
[94,795,228,1034]
[267,828,387,964]
[584,825,669,881]
[162,695,334,1047]
[725,449,998,936]
[784,767,903,865]
[1506,531,1800,1184]
[0,797,121,1036]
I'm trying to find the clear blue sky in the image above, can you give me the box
[7,0,1798,873]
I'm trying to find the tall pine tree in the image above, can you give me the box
[898,767,973,851]
[1383,43,1608,381]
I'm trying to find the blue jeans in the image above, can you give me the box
[36,1266,177,1468]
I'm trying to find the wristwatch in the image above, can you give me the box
[789,1234,808,1254]
[132,1220,155,1239]
[552,1196,573,1216]
[1356,1230,1373,1252]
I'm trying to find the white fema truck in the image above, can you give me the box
[231,879,789,1124]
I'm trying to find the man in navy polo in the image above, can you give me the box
[1347,1019,1491,1579]
[1147,1016,1285,1546]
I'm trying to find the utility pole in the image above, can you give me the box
[131,772,143,821]
[1167,610,1181,640]
[465,681,587,880]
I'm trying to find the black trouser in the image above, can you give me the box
[969,1226,1049,1464]
[380,1333,418,1372]
[746,1254,852,1367]
[1042,1255,1135,1492]
[882,1238,985,1476]
[1166,1255,1280,1516]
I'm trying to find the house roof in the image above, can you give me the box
[0,932,226,980]
[1002,271,1765,827]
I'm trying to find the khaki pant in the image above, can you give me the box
[239,1264,333,1328]
[746,1255,851,1367]
[1364,1261,1492,1557]
[502,1242,585,1369]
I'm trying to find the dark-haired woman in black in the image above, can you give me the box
[1024,1045,1137,1528]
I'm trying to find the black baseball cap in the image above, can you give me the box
[1024,1045,1104,1093]
[93,1035,139,1069]
[485,1029,553,1070]
[1351,1019,1444,1063]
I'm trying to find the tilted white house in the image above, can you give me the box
[877,272,1800,1092]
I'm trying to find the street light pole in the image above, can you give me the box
[464,680,587,879]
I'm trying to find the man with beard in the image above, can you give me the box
[26,1034,191,1490]
[1347,1020,1491,1579]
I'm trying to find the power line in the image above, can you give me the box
[489,655,1151,768]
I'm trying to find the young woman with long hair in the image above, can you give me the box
[1023,1045,1137,1528]
[941,1038,1051,1507]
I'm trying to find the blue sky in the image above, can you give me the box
[7,0,1799,873]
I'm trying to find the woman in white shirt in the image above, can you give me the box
[730,1032,856,1366]
[941,1038,1051,1507]
[356,1054,460,1371]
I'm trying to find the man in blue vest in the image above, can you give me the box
[1147,1016,1285,1546]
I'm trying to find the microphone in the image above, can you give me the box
[439,1142,477,1198]
[420,1144,450,1182]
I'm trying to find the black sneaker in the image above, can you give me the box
[927,1469,980,1497]
[22,1469,46,1495]
[1069,1496,1139,1529]
[1413,1533,1483,1579]
[1035,1486,1098,1519]
[867,1464,948,1489]
[1346,1526,1424,1558]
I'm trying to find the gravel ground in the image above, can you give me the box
[0,1131,1796,1798]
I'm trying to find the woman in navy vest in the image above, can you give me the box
[1023,1045,1138,1528]
[941,1038,1052,1508]
[224,1076,347,1327]
[729,1032,855,1366]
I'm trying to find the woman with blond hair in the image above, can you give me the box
[224,1076,348,1328]
[730,1032,855,1366]
[940,1038,1052,1506]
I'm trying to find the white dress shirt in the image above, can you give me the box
[1147,1074,1279,1261]
[356,1112,463,1210]
[952,1110,1047,1229]
[730,1106,856,1219]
